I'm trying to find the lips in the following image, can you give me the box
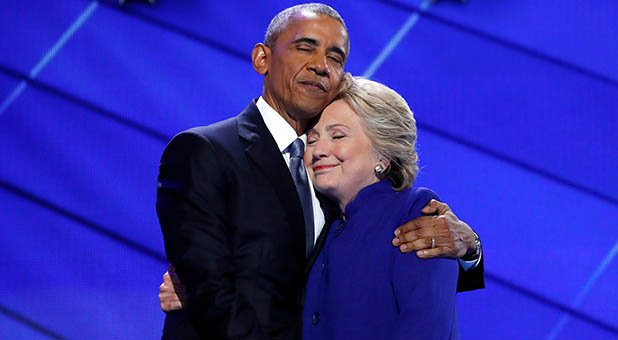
[313,164,337,172]
[299,80,328,92]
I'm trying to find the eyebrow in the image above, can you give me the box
[292,37,347,61]
[325,124,350,132]
[293,37,318,46]
[307,123,350,135]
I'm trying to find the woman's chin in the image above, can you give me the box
[314,184,338,202]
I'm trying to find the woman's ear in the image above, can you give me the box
[252,43,270,75]
[379,157,392,174]
[378,154,391,168]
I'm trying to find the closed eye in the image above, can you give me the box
[296,43,315,52]
[328,55,343,65]
[306,134,319,145]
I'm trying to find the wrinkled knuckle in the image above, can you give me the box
[436,216,447,226]
[401,223,414,232]
[400,232,413,243]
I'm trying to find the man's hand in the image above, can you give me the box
[159,264,188,312]
[392,199,476,259]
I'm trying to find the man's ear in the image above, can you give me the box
[252,43,270,75]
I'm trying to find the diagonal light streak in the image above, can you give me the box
[363,0,433,78]
[0,1,99,117]
[545,238,618,339]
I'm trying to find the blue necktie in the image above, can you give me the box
[286,138,314,258]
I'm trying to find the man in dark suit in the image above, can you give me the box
[157,4,483,340]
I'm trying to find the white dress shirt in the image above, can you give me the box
[256,97,325,245]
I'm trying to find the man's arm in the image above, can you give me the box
[157,131,266,339]
[392,199,485,291]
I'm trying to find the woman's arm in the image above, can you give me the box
[390,188,460,340]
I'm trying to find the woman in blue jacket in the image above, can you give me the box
[302,76,459,340]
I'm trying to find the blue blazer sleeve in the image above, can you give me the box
[391,188,459,340]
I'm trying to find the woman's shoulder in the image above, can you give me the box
[397,187,441,221]
[408,187,440,201]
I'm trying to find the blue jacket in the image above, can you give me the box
[302,180,460,340]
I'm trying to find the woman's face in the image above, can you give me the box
[305,99,381,210]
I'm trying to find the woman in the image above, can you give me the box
[301,76,459,340]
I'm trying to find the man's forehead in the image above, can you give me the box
[284,13,348,49]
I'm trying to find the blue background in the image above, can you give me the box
[1,1,616,339]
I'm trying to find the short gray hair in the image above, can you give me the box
[264,3,349,58]
[336,74,419,191]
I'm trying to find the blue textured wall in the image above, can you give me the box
[1,1,616,339]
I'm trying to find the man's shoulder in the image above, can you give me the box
[182,115,239,140]
[162,113,244,161]
[176,99,260,142]
[163,118,235,156]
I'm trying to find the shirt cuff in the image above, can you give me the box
[458,247,482,272]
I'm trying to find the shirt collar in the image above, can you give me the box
[256,96,306,153]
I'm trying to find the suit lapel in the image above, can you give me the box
[237,100,306,244]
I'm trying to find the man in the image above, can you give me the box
[157,4,483,340]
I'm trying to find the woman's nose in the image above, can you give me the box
[310,139,329,160]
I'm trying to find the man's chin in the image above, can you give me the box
[293,104,325,120]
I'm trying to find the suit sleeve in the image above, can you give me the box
[456,249,485,292]
[391,189,459,340]
[157,131,267,340]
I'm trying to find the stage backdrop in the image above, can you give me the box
[1,1,616,339]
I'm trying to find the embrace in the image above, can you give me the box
[156,3,484,340]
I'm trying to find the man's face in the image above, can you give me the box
[261,12,348,123]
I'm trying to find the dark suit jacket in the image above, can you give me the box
[157,100,338,340]
[157,100,483,340]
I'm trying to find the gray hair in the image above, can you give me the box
[264,3,349,59]
[335,74,419,191]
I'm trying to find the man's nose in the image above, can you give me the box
[308,54,329,77]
